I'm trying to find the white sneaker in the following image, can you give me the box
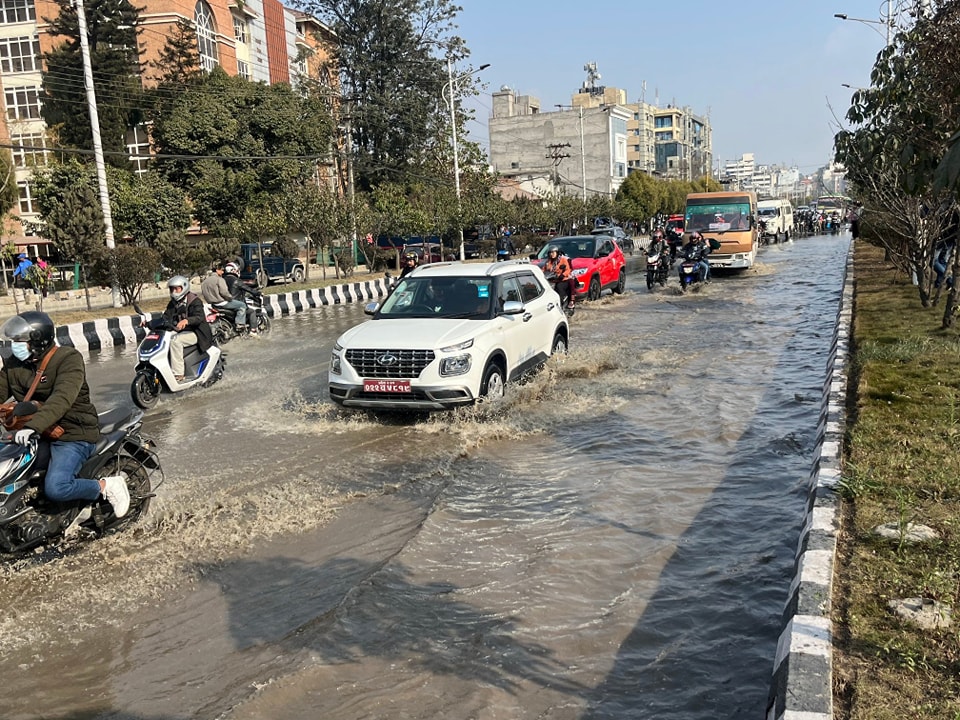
[101,475,130,518]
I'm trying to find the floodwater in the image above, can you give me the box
[0,235,851,720]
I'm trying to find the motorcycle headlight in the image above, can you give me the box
[440,354,472,376]
[571,268,588,277]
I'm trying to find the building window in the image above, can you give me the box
[17,179,34,214]
[0,0,35,24]
[5,86,40,120]
[125,124,151,175]
[195,0,219,72]
[655,116,673,128]
[10,132,46,167]
[233,15,249,45]
[655,131,674,141]
[237,60,251,80]
[0,34,39,73]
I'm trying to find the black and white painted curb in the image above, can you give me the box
[50,278,391,356]
[767,245,853,719]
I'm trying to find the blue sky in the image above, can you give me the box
[454,0,893,174]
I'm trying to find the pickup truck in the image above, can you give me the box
[239,242,305,287]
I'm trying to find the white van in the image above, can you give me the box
[757,198,794,243]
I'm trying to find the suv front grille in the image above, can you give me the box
[345,348,436,379]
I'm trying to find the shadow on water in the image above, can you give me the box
[202,553,589,697]
[579,241,850,719]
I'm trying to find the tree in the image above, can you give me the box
[151,68,334,229]
[40,0,144,162]
[616,172,663,227]
[302,0,467,189]
[89,245,160,305]
[283,181,349,280]
[31,163,106,310]
[110,169,191,246]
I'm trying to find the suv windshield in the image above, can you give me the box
[379,276,494,319]
[537,238,596,260]
[758,208,779,217]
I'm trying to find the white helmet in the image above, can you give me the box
[224,262,239,275]
[167,275,190,301]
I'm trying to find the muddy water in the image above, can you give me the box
[0,236,850,720]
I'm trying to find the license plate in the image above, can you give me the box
[363,379,411,393]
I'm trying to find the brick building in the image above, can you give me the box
[0,0,338,254]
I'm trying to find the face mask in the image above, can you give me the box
[10,342,30,361]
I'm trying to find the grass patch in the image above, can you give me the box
[834,241,960,719]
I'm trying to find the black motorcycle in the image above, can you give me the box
[208,289,271,345]
[0,404,161,556]
[645,249,670,291]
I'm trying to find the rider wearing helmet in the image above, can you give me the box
[0,311,130,517]
[146,275,213,383]
[200,263,248,332]
[543,245,575,310]
[681,231,711,283]
[648,229,670,260]
[399,251,419,279]
[222,262,262,334]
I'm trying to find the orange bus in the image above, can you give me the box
[684,191,758,269]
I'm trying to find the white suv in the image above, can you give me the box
[328,261,569,411]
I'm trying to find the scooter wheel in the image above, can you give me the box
[131,372,159,409]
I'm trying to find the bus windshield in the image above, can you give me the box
[685,201,752,232]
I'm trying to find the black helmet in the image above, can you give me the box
[404,252,417,262]
[2,311,55,360]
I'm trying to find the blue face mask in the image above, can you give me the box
[10,341,30,361]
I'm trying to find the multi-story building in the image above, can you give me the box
[0,0,337,252]
[488,85,631,199]
[647,105,712,180]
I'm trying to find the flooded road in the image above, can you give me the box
[0,236,851,719]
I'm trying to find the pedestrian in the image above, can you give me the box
[12,253,32,291]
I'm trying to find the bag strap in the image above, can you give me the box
[23,346,57,402]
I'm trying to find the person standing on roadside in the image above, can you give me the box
[13,253,32,290]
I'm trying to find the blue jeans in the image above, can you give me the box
[45,440,101,503]
[217,299,247,326]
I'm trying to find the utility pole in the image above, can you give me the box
[545,143,571,194]
[344,98,356,273]
[75,0,120,307]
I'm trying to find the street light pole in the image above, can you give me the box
[834,4,893,46]
[446,59,490,262]
[75,0,120,306]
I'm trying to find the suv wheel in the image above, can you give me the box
[614,268,626,294]
[480,361,505,401]
[588,276,601,301]
[291,266,305,283]
[551,331,567,355]
[256,269,268,288]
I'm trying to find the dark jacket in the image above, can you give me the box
[0,346,99,443]
[224,272,257,300]
[161,291,213,353]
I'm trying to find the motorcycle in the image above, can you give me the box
[130,304,225,410]
[645,250,670,291]
[678,258,707,292]
[0,404,160,556]
[207,289,271,345]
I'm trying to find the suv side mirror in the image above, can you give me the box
[500,300,524,315]
[363,301,380,316]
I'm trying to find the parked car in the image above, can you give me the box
[239,242,305,287]
[328,261,569,411]
[592,225,634,255]
[533,235,627,300]
[402,243,443,264]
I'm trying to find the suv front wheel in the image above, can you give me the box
[480,361,506,401]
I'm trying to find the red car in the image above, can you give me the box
[534,235,627,300]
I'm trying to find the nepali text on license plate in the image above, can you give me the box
[363,379,412,393]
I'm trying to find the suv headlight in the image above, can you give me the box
[330,342,342,374]
[440,339,474,352]
[440,354,472,376]
[571,268,588,277]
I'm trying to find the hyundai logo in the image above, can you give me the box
[377,353,399,366]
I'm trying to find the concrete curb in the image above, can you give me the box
[51,278,391,357]
[767,244,853,719]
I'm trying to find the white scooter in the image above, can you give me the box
[130,304,225,409]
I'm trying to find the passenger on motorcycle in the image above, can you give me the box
[0,311,129,517]
[543,245,576,310]
[146,276,214,383]
[680,231,711,283]
[201,264,248,331]
[222,262,261,334]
